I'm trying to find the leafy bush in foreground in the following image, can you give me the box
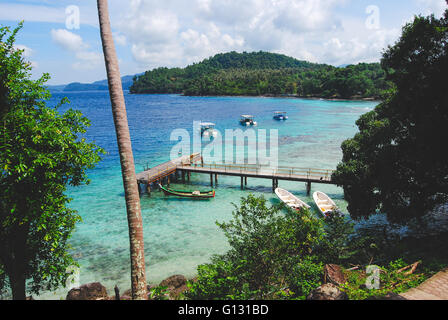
[185,194,447,300]
[186,194,352,300]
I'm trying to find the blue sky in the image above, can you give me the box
[1,0,446,85]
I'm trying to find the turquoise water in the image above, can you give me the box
[40,92,378,299]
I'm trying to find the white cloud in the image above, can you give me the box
[195,0,266,25]
[416,0,447,17]
[0,2,99,27]
[51,29,87,52]
[179,25,245,63]
[113,0,355,69]
[113,33,127,46]
[51,29,102,70]
[272,0,344,33]
[14,0,440,84]
[120,8,180,46]
[317,22,401,66]
[0,3,65,24]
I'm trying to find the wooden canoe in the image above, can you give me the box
[275,188,311,211]
[159,184,215,199]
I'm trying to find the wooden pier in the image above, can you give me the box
[136,153,336,195]
[136,153,202,194]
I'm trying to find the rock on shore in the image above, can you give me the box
[66,282,109,300]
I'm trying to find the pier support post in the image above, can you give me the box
[245,177,247,186]
[137,183,142,195]
[215,174,218,186]
[146,183,151,197]
[188,172,191,181]
[182,171,186,183]
[306,181,311,196]
[241,176,244,190]
[167,176,170,187]
[210,174,214,187]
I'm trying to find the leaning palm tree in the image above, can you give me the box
[97,0,147,300]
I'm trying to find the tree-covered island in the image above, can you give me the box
[130,51,390,100]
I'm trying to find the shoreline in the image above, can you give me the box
[51,90,382,103]
[129,92,382,103]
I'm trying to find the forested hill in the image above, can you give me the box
[130,51,389,99]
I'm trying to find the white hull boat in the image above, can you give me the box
[275,188,310,211]
[240,115,257,126]
[313,191,338,217]
[200,122,218,139]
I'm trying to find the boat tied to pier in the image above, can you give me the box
[159,184,215,199]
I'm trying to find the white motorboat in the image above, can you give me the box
[273,111,288,120]
[200,122,218,139]
[240,115,257,126]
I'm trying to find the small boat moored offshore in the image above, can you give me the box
[313,191,338,217]
[273,111,288,120]
[159,184,215,199]
[200,122,218,139]
[275,188,311,211]
[240,115,257,126]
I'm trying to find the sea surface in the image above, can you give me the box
[38,91,379,299]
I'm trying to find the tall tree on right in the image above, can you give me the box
[332,8,448,223]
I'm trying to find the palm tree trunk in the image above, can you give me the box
[97,0,147,300]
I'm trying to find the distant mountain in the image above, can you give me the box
[45,84,66,92]
[63,82,109,91]
[47,74,142,92]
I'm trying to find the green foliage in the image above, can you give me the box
[186,194,327,300]
[148,285,170,300]
[341,259,428,300]
[332,10,448,223]
[0,24,105,299]
[130,51,389,99]
[186,259,259,300]
[1,21,37,119]
[315,212,358,264]
[286,257,323,300]
[185,194,448,300]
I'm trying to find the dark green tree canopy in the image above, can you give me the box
[130,51,389,99]
[332,10,448,223]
